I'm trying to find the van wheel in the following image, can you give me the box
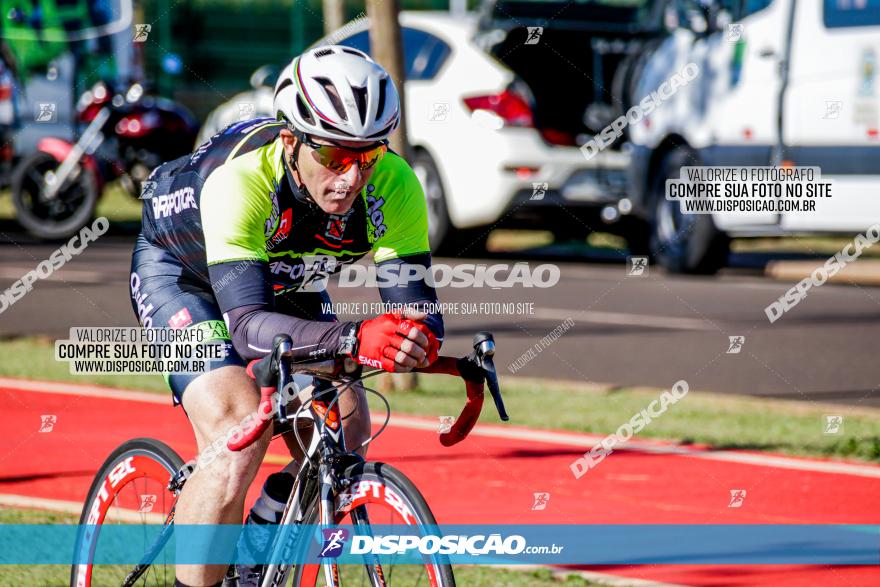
[649,147,729,274]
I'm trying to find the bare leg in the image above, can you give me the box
[175,366,272,586]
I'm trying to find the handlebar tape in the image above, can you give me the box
[229,354,488,451]
[415,356,485,447]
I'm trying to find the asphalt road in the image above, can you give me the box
[1,226,878,408]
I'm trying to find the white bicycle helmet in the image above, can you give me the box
[274,45,401,143]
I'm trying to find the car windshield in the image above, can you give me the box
[487,0,656,27]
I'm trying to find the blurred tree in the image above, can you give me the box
[323,0,346,35]
[139,0,480,116]
[366,0,408,159]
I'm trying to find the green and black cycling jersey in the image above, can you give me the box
[137,117,442,361]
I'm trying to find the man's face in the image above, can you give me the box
[280,129,379,215]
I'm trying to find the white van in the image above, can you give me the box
[627,0,880,273]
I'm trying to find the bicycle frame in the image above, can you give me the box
[123,371,365,587]
[122,331,506,587]
[258,353,368,587]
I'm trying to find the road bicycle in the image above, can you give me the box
[70,331,507,587]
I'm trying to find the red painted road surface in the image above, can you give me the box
[1,380,878,586]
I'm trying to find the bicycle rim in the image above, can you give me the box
[293,462,455,587]
[71,438,182,587]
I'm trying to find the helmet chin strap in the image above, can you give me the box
[284,138,318,208]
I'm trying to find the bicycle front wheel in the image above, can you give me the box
[70,437,183,587]
[292,461,456,587]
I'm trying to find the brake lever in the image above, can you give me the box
[480,356,508,421]
[473,332,509,422]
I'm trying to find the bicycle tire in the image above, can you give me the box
[70,437,184,587]
[291,461,456,587]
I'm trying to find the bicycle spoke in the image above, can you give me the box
[76,441,182,587]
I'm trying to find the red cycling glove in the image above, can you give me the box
[352,313,440,372]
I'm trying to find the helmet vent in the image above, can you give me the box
[341,48,365,57]
[376,77,387,120]
[351,85,368,125]
[320,119,355,137]
[275,77,293,99]
[367,121,396,140]
[314,77,348,121]
[296,95,315,126]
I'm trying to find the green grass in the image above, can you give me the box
[0,509,603,587]
[486,228,880,259]
[397,376,880,462]
[486,230,627,253]
[732,236,880,258]
[1,336,169,393]
[0,189,12,219]
[94,183,144,223]
[0,508,79,524]
[3,337,880,462]
[0,182,144,225]
[0,508,79,587]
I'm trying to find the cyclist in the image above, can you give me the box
[129,46,443,587]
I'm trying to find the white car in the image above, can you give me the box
[197,12,630,253]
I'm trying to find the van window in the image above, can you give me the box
[824,0,880,28]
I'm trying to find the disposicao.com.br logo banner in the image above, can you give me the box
[1,524,877,565]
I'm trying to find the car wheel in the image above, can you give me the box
[648,146,729,274]
[412,149,451,251]
[412,149,487,256]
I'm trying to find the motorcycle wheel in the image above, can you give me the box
[11,151,100,240]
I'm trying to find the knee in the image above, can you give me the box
[220,436,270,505]
[342,383,371,450]
[195,426,270,507]
[183,367,272,503]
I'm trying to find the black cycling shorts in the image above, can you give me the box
[129,234,334,405]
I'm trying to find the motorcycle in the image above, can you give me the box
[11,80,199,239]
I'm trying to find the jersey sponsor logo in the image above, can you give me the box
[325,216,345,241]
[358,355,383,369]
[322,208,354,244]
[366,185,387,239]
[168,307,193,329]
[269,255,336,280]
[268,255,357,293]
[151,186,197,219]
[264,179,282,237]
[130,272,154,328]
[266,208,293,251]
[278,209,292,239]
[267,209,292,249]
[190,320,231,342]
[269,259,307,280]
